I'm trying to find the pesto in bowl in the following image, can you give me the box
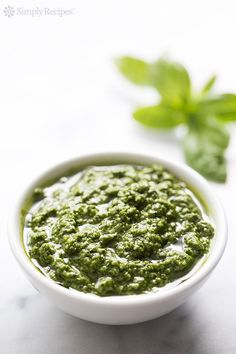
[23,164,214,296]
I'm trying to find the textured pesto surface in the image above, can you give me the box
[24,164,214,296]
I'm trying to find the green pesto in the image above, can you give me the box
[24,164,214,296]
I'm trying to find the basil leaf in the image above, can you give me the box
[201,118,230,149]
[115,54,235,182]
[201,75,217,94]
[115,56,151,86]
[198,94,236,121]
[150,59,191,105]
[183,118,229,182]
[133,104,186,129]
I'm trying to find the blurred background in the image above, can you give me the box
[1,1,236,353]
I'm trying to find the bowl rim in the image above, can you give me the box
[8,151,228,306]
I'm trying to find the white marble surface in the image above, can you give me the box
[1,0,236,352]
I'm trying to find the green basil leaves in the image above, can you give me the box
[116,56,236,182]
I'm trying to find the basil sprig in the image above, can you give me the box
[115,56,236,182]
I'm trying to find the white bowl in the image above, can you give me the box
[8,152,227,325]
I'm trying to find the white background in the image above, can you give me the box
[1,1,236,353]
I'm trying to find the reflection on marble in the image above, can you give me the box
[1,279,235,354]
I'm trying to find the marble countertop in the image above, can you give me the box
[1,0,236,352]
[1,141,236,354]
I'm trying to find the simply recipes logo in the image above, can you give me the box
[3,5,75,17]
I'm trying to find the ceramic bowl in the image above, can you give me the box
[8,152,227,325]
